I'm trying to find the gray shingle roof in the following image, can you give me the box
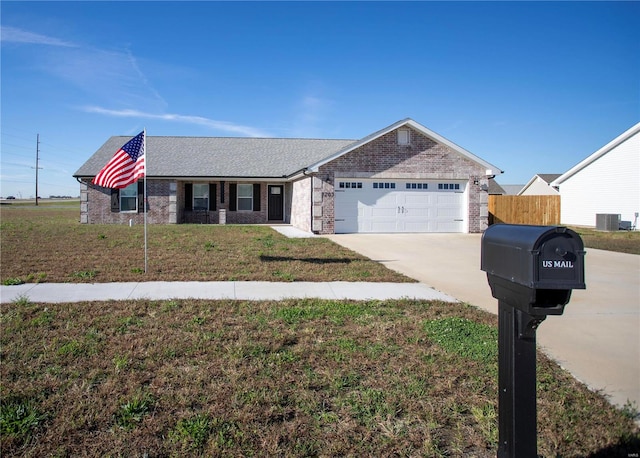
[537,173,562,184]
[488,179,506,195]
[74,136,357,179]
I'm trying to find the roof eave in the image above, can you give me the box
[74,175,296,182]
[552,122,640,186]
[307,118,503,176]
[516,175,539,195]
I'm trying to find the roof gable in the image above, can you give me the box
[517,173,561,195]
[306,118,502,176]
[537,173,562,184]
[552,122,640,186]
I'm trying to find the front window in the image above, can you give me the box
[120,183,137,211]
[193,183,209,210]
[237,184,253,210]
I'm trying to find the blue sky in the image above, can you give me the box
[1,1,638,198]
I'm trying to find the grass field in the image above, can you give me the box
[2,201,638,285]
[2,297,638,457]
[1,201,638,456]
[571,226,640,255]
[0,201,410,285]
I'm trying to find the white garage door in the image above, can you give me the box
[334,179,466,233]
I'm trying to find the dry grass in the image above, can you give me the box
[0,202,410,284]
[2,297,638,457]
[571,226,640,255]
[1,202,639,456]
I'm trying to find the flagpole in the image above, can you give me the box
[144,128,148,273]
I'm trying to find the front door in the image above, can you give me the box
[268,185,284,220]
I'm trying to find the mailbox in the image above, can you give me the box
[481,224,587,458]
[481,224,586,316]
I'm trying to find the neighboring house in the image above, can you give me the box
[487,180,525,195]
[500,184,525,195]
[517,174,561,196]
[74,118,502,234]
[488,179,506,195]
[551,122,640,229]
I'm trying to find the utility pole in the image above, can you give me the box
[34,134,41,206]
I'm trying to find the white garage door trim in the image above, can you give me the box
[334,179,467,233]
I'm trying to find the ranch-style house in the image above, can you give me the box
[74,118,502,234]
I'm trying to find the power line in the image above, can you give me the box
[1,142,34,153]
[0,161,33,167]
[3,129,88,156]
[1,131,37,142]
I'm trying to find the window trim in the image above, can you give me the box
[406,183,429,190]
[438,183,461,191]
[373,182,396,189]
[193,183,209,211]
[338,181,363,189]
[119,183,138,213]
[237,183,253,211]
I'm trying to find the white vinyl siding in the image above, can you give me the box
[519,177,559,196]
[559,130,639,227]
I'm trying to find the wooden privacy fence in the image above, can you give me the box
[488,195,561,226]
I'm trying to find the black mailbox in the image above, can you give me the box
[480,224,586,458]
[481,224,586,316]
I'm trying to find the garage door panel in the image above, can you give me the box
[436,193,462,204]
[371,207,397,218]
[437,207,462,218]
[404,221,430,232]
[405,194,433,205]
[334,180,466,233]
[406,207,431,218]
[436,221,463,232]
[370,220,398,232]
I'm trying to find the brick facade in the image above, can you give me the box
[314,127,489,234]
[81,180,289,225]
[81,180,172,225]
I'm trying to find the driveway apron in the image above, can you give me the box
[325,233,640,411]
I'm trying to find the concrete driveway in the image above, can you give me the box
[325,233,640,411]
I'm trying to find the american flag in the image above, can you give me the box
[93,131,145,189]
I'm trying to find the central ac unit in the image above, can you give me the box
[596,213,620,231]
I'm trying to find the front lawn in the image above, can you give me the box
[0,202,410,284]
[1,297,637,456]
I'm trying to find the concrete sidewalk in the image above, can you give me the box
[326,233,640,412]
[0,281,457,304]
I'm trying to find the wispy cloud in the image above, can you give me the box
[290,88,334,138]
[4,26,166,112]
[82,106,271,137]
[1,26,77,47]
[41,46,168,112]
[5,25,269,138]
[125,48,167,109]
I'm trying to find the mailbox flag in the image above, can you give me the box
[93,131,145,189]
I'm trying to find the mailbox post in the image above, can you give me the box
[481,225,585,458]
